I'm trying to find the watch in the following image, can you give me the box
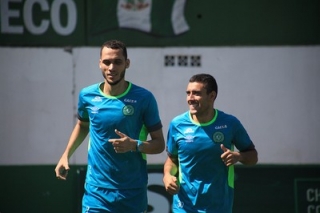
[136,140,143,152]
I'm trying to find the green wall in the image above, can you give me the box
[87,0,320,47]
[1,0,319,47]
[1,165,319,213]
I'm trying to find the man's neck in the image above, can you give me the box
[102,80,129,96]
[191,108,215,124]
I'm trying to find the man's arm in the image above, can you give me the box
[163,155,180,195]
[55,119,89,180]
[238,149,258,165]
[221,144,258,166]
[137,128,165,154]
[109,128,165,154]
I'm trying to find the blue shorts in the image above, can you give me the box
[82,183,147,213]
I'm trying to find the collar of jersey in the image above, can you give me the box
[98,81,132,98]
[189,109,218,126]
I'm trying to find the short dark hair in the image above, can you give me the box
[189,73,218,96]
[100,40,128,59]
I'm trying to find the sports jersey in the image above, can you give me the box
[166,109,255,213]
[78,82,162,189]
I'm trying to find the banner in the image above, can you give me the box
[0,0,319,46]
[88,0,189,37]
[0,0,85,46]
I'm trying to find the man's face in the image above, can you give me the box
[99,47,130,86]
[186,82,215,116]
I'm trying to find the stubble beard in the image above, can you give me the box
[103,70,126,86]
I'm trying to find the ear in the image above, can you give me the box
[211,91,217,101]
[99,60,102,69]
[126,59,130,68]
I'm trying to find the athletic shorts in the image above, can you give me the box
[82,183,147,213]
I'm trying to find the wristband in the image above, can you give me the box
[136,140,143,152]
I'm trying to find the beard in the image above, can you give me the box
[102,70,126,86]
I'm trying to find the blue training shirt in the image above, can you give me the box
[167,109,255,213]
[78,82,162,189]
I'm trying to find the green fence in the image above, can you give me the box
[0,165,319,213]
[1,0,319,47]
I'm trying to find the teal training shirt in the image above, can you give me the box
[78,82,162,189]
[167,109,255,213]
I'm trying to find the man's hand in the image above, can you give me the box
[55,156,69,180]
[220,144,240,166]
[163,174,180,195]
[108,129,136,153]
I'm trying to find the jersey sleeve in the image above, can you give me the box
[166,121,178,157]
[142,92,162,132]
[232,119,255,151]
[77,89,89,122]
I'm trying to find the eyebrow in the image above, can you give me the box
[186,90,201,94]
[102,59,123,64]
[102,58,123,62]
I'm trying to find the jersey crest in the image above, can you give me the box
[213,131,224,143]
[122,105,134,115]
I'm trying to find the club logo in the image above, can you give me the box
[90,106,100,114]
[122,105,134,115]
[213,132,224,143]
[185,135,194,143]
[91,96,102,102]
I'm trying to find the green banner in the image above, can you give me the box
[0,0,85,46]
[0,0,319,47]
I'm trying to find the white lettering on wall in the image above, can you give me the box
[1,0,77,35]
[307,188,320,202]
[307,205,320,213]
[24,0,49,34]
[1,0,23,33]
[51,0,76,35]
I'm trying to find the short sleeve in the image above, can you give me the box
[142,92,162,132]
[166,122,178,157]
[233,119,255,151]
[77,89,89,122]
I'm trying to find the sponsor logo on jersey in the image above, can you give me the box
[213,132,224,143]
[122,105,134,115]
[124,98,137,103]
[215,124,227,129]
